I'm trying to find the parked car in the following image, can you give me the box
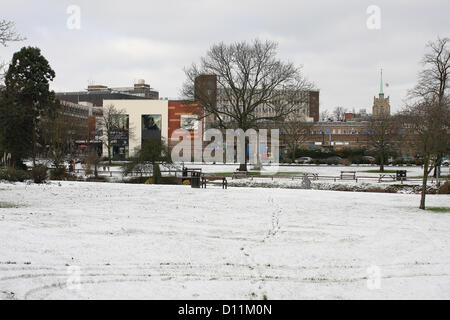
[294,157,313,164]
[401,156,415,164]
[362,156,376,163]
[326,156,342,165]
[442,159,450,166]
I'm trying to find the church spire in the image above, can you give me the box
[379,68,384,97]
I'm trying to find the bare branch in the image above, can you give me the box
[0,20,26,47]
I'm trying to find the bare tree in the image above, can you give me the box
[41,111,72,169]
[332,106,346,121]
[100,104,132,165]
[404,37,450,209]
[0,20,25,80]
[182,39,313,171]
[410,37,450,105]
[0,20,25,46]
[366,116,401,172]
[319,110,331,122]
[281,119,313,163]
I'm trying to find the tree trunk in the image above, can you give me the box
[379,151,385,172]
[420,157,429,210]
[108,146,112,166]
[153,162,161,184]
[32,126,36,167]
[94,163,98,178]
[239,137,249,171]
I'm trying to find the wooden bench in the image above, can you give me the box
[378,174,396,183]
[291,173,318,181]
[232,171,248,179]
[340,171,357,181]
[201,175,228,189]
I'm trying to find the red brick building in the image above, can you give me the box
[168,100,203,149]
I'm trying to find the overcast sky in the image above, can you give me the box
[1,0,449,113]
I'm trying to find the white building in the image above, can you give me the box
[102,99,169,157]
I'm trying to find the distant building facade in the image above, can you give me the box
[193,75,319,129]
[56,79,159,107]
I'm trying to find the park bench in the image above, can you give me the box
[201,175,228,189]
[340,171,357,181]
[232,170,248,179]
[291,173,319,181]
[304,173,319,180]
[378,174,396,183]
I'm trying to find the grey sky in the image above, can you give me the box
[1,0,449,113]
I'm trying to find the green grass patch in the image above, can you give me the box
[362,169,398,173]
[426,207,450,213]
[0,201,19,208]
[209,171,304,177]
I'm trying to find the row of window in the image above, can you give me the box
[310,129,405,135]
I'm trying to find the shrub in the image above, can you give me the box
[31,165,48,184]
[0,167,29,182]
[125,176,151,184]
[85,176,108,182]
[50,167,66,180]
[438,181,450,194]
[64,173,80,181]
[158,177,180,185]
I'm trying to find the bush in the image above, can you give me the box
[85,176,108,182]
[438,181,450,194]
[0,167,29,182]
[125,176,151,184]
[64,173,81,181]
[50,167,66,180]
[31,165,48,184]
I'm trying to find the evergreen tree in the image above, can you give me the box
[0,46,56,167]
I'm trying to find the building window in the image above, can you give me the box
[141,114,162,145]
[180,115,199,130]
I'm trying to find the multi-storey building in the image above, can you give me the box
[56,79,159,107]
[193,75,319,130]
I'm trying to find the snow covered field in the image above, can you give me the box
[1,181,449,299]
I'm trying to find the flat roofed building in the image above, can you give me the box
[102,99,169,157]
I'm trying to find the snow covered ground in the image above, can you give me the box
[1,181,449,299]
